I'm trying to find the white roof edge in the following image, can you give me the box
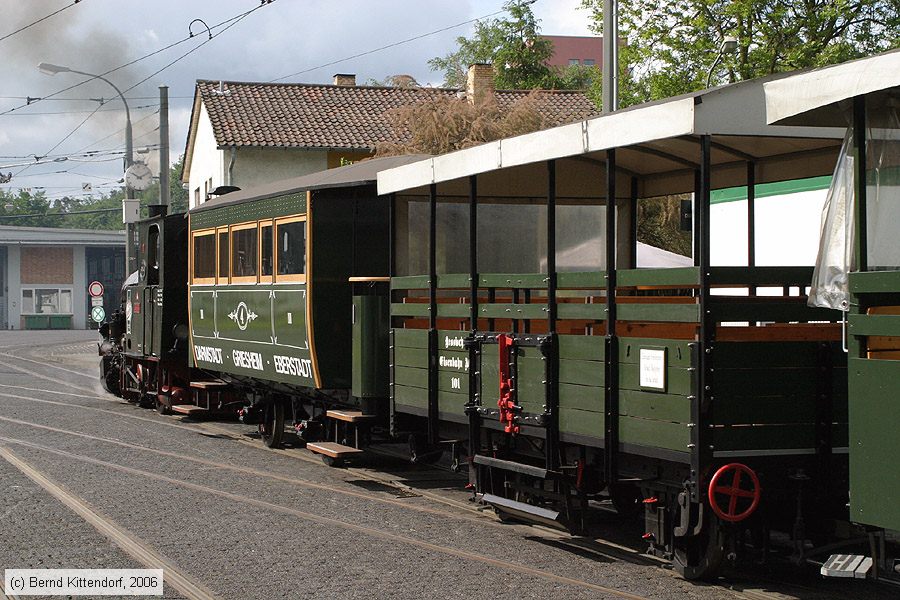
[377,96,697,195]
[764,51,900,124]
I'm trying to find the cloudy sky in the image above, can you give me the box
[0,0,595,203]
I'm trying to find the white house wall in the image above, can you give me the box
[187,102,225,210]
[231,147,328,191]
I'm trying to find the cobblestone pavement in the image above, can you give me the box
[0,331,893,599]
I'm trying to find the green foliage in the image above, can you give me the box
[0,156,189,229]
[429,0,560,90]
[581,0,900,107]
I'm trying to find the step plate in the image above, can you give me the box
[306,442,364,459]
[170,405,208,416]
[326,410,377,423]
[821,554,873,579]
[481,493,565,530]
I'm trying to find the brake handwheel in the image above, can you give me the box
[707,463,761,523]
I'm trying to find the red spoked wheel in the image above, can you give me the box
[707,463,761,523]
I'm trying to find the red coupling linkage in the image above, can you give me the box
[496,334,520,435]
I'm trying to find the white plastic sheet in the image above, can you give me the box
[808,129,855,310]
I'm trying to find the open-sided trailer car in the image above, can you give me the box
[765,49,900,582]
[375,69,852,578]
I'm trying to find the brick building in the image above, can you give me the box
[0,226,125,330]
[542,35,604,68]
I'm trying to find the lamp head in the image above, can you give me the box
[37,62,70,75]
[722,36,738,52]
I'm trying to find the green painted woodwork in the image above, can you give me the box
[620,416,690,452]
[848,357,900,531]
[352,295,389,398]
[189,282,315,386]
[558,335,605,361]
[391,303,430,317]
[395,365,428,389]
[617,303,700,323]
[436,304,471,318]
[479,273,549,289]
[710,175,831,204]
[849,270,900,293]
[393,328,428,349]
[559,408,604,438]
[715,341,844,369]
[557,304,607,320]
[620,362,692,395]
[618,267,700,287]
[849,314,900,337]
[619,338,692,367]
[714,367,847,400]
[712,424,848,452]
[713,394,848,426]
[438,389,468,414]
[394,384,427,408]
[436,274,471,288]
[479,303,549,319]
[393,346,428,369]
[559,358,604,387]
[391,275,430,289]
[709,266,814,286]
[191,193,305,230]
[558,383,603,412]
[556,271,607,288]
[619,389,691,423]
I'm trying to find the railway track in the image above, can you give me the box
[0,435,653,600]
[0,343,879,600]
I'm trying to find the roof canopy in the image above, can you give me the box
[0,225,124,246]
[377,69,849,201]
[765,49,900,127]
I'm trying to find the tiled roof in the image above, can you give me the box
[194,80,599,150]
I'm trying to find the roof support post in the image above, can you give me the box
[629,176,638,269]
[853,95,868,273]
[545,160,559,471]
[603,149,619,487]
[427,183,439,445]
[469,175,478,330]
[692,134,714,501]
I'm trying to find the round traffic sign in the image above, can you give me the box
[91,306,106,323]
[89,280,105,297]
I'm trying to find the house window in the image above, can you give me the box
[275,216,306,282]
[583,59,596,66]
[191,230,216,284]
[21,288,72,314]
[231,223,258,281]
[569,59,580,65]
[194,187,200,206]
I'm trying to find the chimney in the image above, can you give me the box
[466,63,494,105]
[333,73,356,87]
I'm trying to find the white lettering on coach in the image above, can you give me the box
[273,355,313,379]
[232,349,264,371]
[444,335,465,349]
[194,345,223,364]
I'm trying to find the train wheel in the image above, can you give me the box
[258,401,285,448]
[673,515,724,581]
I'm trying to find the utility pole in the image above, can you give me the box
[159,86,170,208]
[602,0,618,113]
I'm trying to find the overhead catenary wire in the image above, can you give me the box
[0,1,85,45]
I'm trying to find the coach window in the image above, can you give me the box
[217,227,229,283]
[191,230,216,284]
[275,216,306,283]
[231,222,258,283]
[260,221,274,283]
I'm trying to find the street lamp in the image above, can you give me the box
[38,62,135,274]
[706,36,739,89]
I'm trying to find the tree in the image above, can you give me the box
[429,0,558,90]
[581,0,900,108]
[375,91,548,157]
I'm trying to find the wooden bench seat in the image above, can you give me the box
[306,442,364,459]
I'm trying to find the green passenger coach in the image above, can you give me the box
[185,155,427,444]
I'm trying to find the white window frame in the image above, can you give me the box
[21,287,74,315]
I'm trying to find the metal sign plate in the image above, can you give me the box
[88,280,104,297]
[91,296,104,307]
[91,306,106,323]
[639,347,667,392]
